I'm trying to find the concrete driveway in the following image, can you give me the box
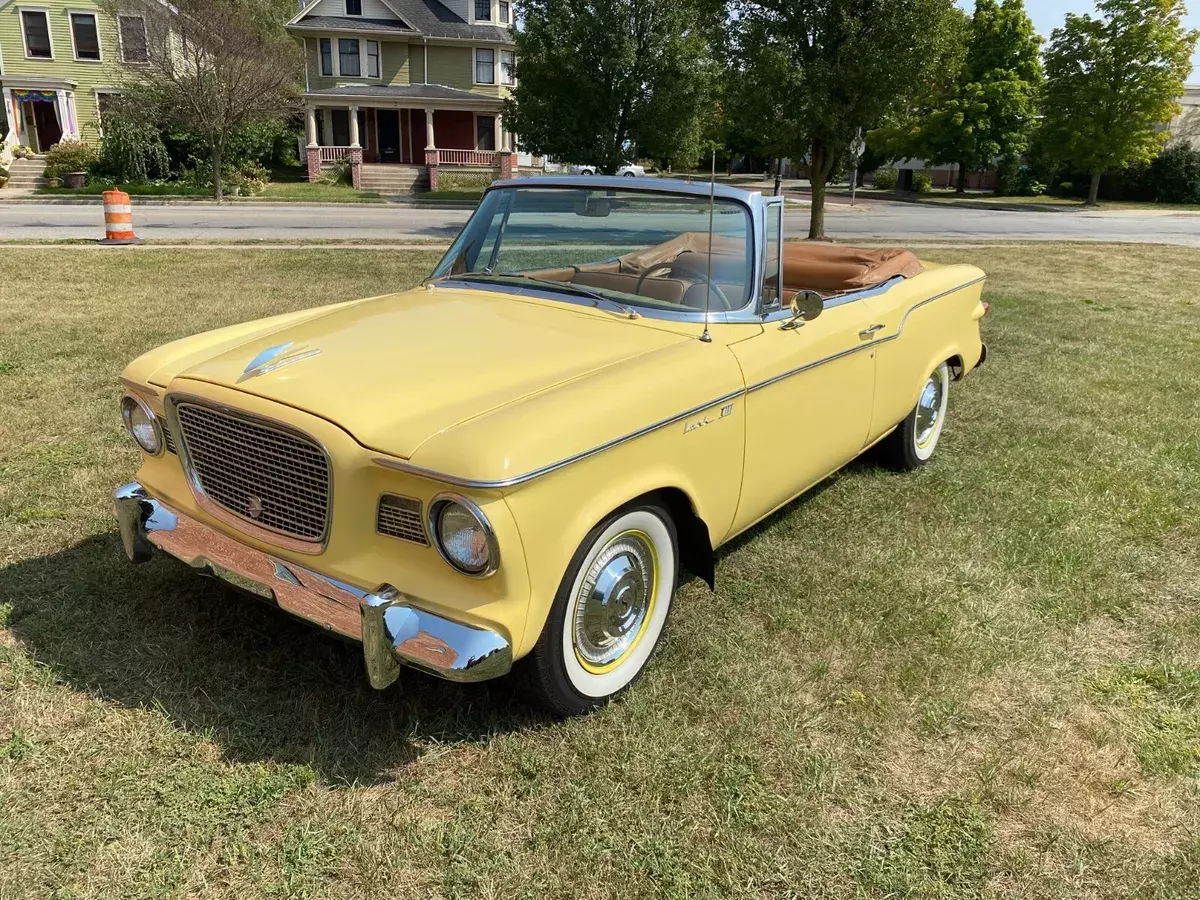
[1,197,1198,245]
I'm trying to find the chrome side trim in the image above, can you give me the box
[372,387,747,490]
[372,278,985,490]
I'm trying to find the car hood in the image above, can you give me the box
[172,286,689,459]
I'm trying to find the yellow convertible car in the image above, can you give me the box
[114,177,988,716]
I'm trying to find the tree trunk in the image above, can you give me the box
[808,140,834,241]
[957,162,968,194]
[773,157,782,196]
[1086,171,1101,206]
[212,143,224,203]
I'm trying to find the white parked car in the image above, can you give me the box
[571,162,645,177]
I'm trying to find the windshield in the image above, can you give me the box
[429,186,756,317]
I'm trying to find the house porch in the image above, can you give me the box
[303,86,533,191]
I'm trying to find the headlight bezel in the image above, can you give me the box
[120,394,164,456]
[427,493,499,577]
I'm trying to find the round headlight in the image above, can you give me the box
[431,497,497,576]
[121,395,162,455]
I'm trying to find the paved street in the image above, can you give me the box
[1,198,1198,245]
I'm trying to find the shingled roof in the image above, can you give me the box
[291,0,513,43]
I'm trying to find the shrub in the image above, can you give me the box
[912,171,933,193]
[318,157,352,186]
[96,111,170,184]
[1057,181,1074,195]
[1149,144,1200,204]
[44,140,99,178]
[873,167,899,191]
[224,159,269,196]
[437,171,493,192]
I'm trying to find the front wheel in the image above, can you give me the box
[520,504,678,716]
[877,361,951,470]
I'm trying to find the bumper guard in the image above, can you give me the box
[113,483,512,688]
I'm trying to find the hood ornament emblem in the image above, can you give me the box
[238,341,321,383]
[247,496,264,519]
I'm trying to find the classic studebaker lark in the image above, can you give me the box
[114,177,987,716]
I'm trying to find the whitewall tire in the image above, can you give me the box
[521,504,678,716]
[879,361,951,470]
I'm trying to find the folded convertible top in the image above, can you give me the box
[783,243,924,294]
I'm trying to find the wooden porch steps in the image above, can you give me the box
[5,157,47,190]
[359,163,428,195]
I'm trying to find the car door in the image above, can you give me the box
[727,297,878,535]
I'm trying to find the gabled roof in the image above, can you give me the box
[288,0,512,43]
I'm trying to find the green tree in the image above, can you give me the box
[873,1,1041,194]
[738,0,964,239]
[104,0,301,201]
[502,0,714,174]
[1042,0,1198,205]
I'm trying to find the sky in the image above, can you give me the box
[954,0,1200,81]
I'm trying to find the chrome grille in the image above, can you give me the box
[377,494,428,545]
[175,403,330,541]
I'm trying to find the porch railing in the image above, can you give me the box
[319,146,353,162]
[438,149,498,167]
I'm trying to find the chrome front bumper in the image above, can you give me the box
[113,482,512,688]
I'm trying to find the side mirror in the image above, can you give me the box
[782,290,823,329]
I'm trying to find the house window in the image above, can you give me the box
[118,14,149,63]
[500,50,515,85]
[477,115,496,151]
[70,12,102,61]
[21,10,53,58]
[475,0,491,21]
[339,38,361,76]
[346,0,362,15]
[475,47,495,84]
[366,40,380,78]
[499,1,510,22]
[319,38,333,76]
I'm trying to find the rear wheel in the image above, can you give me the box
[520,504,678,717]
[877,361,950,470]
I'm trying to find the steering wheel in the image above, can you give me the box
[636,258,734,311]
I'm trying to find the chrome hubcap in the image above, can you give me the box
[915,372,944,448]
[574,532,655,668]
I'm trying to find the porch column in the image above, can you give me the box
[1,88,17,148]
[305,105,321,183]
[347,106,363,189]
[305,105,318,148]
[423,108,439,191]
[493,114,503,154]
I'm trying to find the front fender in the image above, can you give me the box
[500,397,744,658]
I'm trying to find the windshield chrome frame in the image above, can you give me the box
[429,176,768,325]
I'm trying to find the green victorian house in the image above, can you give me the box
[0,0,151,162]
[288,0,529,191]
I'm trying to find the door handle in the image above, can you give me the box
[859,324,885,337]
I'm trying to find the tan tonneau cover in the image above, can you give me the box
[783,243,923,294]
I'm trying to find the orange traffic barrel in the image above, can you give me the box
[99,189,141,245]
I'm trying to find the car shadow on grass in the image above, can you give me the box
[3,532,548,785]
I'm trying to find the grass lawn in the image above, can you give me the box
[33,182,383,202]
[859,189,1200,212]
[2,244,1199,897]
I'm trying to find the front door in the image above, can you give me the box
[377,110,400,163]
[727,299,877,535]
[30,100,62,152]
